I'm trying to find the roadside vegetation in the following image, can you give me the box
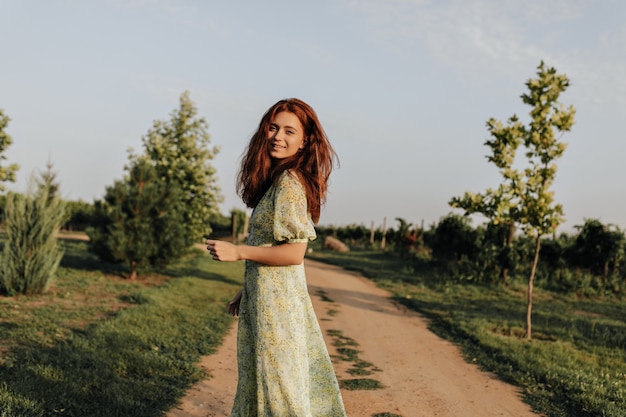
[307,243,626,417]
[0,236,242,417]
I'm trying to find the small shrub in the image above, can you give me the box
[0,176,65,296]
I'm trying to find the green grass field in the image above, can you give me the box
[307,248,626,417]
[0,237,243,417]
[1,236,625,416]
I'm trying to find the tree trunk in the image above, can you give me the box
[129,260,138,281]
[500,222,516,285]
[526,236,541,340]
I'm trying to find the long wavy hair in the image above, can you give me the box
[237,98,337,224]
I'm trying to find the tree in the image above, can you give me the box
[87,159,187,280]
[394,217,418,257]
[0,167,66,295]
[129,91,222,245]
[450,62,575,339]
[62,199,95,231]
[0,109,19,191]
[572,219,625,280]
[36,158,61,202]
[430,213,480,265]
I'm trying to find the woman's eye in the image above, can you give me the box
[269,125,277,131]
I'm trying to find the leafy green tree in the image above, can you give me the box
[430,213,480,266]
[535,237,560,273]
[87,160,187,280]
[464,221,521,285]
[0,109,19,191]
[450,62,575,339]
[572,219,625,280]
[62,199,95,231]
[129,91,222,245]
[0,168,66,295]
[393,217,418,257]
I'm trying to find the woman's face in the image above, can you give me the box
[267,111,306,159]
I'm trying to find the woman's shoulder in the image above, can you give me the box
[277,169,304,188]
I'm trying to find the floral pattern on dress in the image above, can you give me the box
[229,171,347,417]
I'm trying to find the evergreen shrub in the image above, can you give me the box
[0,179,65,295]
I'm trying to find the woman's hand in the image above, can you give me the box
[205,239,240,262]
[228,289,243,316]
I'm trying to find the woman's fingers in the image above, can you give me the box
[206,239,221,260]
[206,240,239,262]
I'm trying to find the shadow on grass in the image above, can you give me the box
[397,291,626,350]
[58,239,127,277]
[0,329,193,417]
[160,265,241,286]
[0,279,233,417]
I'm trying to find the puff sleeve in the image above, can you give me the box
[273,172,317,244]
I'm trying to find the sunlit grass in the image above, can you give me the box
[309,248,626,417]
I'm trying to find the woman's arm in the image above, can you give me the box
[205,239,308,266]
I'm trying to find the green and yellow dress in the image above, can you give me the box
[230,171,346,417]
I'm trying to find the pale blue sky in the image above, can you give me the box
[1,0,625,232]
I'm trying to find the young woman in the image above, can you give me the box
[205,98,347,416]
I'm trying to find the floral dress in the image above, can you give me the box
[229,171,346,417]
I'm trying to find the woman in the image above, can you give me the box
[205,98,347,416]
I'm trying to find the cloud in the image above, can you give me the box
[342,0,626,103]
[344,0,579,68]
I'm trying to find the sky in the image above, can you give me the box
[1,0,625,233]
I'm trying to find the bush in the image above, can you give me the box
[0,179,65,295]
[87,160,188,280]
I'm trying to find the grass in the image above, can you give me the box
[340,378,385,390]
[309,248,626,417]
[5,235,623,416]
[315,287,386,393]
[324,328,384,390]
[315,288,334,303]
[0,237,243,417]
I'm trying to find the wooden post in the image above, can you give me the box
[380,217,387,250]
[370,221,375,245]
[241,212,250,242]
[232,212,238,242]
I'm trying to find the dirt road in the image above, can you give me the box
[166,258,539,417]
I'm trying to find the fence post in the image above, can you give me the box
[381,217,387,250]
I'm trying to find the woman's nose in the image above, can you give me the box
[273,130,284,141]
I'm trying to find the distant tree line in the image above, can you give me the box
[316,214,626,296]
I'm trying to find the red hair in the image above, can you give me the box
[237,98,337,224]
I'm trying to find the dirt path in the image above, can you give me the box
[166,259,539,417]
